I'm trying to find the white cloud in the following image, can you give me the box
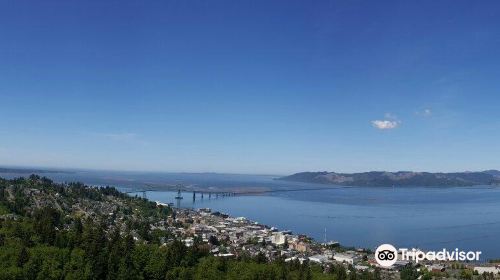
[371,120,400,130]
[372,113,401,130]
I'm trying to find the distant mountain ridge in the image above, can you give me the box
[0,167,72,174]
[279,170,500,187]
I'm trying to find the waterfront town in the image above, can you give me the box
[154,203,500,279]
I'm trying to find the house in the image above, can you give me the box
[426,264,445,273]
[183,237,194,247]
[309,254,330,264]
[285,257,307,264]
[291,241,310,252]
[355,265,369,271]
[333,253,358,264]
[271,232,287,245]
[474,266,500,274]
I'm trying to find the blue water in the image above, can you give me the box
[3,170,500,260]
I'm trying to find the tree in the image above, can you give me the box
[64,248,88,280]
[330,264,347,280]
[81,219,108,279]
[17,246,29,267]
[67,218,83,249]
[33,207,61,245]
[208,235,220,246]
[166,267,193,280]
[255,252,267,264]
[165,240,188,268]
[400,266,419,280]
[194,257,225,280]
[116,255,140,280]
[23,246,68,280]
[460,269,473,280]
[144,247,168,280]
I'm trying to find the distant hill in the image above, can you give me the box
[0,167,72,174]
[278,170,500,187]
[483,170,500,177]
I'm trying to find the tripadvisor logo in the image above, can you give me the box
[374,244,482,267]
[375,244,398,267]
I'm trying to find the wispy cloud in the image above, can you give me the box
[416,108,432,117]
[384,112,398,119]
[371,120,400,130]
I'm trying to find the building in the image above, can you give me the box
[291,241,310,252]
[474,266,500,274]
[333,253,358,264]
[426,264,445,273]
[183,237,194,247]
[309,254,330,264]
[271,232,287,245]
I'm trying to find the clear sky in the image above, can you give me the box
[1,0,500,175]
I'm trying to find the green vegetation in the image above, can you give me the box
[0,175,382,280]
[399,266,419,280]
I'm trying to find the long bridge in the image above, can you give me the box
[123,184,342,199]
[123,187,237,199]
[122,182,238,199]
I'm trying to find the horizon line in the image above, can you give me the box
[0,163,498,177]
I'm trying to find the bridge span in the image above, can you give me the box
[123,184,342,199]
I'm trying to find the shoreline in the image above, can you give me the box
[124,187,500,262]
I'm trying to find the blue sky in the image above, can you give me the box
[1,0,499,174]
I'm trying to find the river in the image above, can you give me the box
[3,170,500,260]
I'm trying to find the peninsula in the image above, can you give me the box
[279,170,500,187]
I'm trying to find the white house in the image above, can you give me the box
[474,266,500,275]
[333,253,357,264]
[309,255,330,264]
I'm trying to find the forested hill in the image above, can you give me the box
[0,175,382,280]
[0,175,175,279]
[279,171,500,187]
